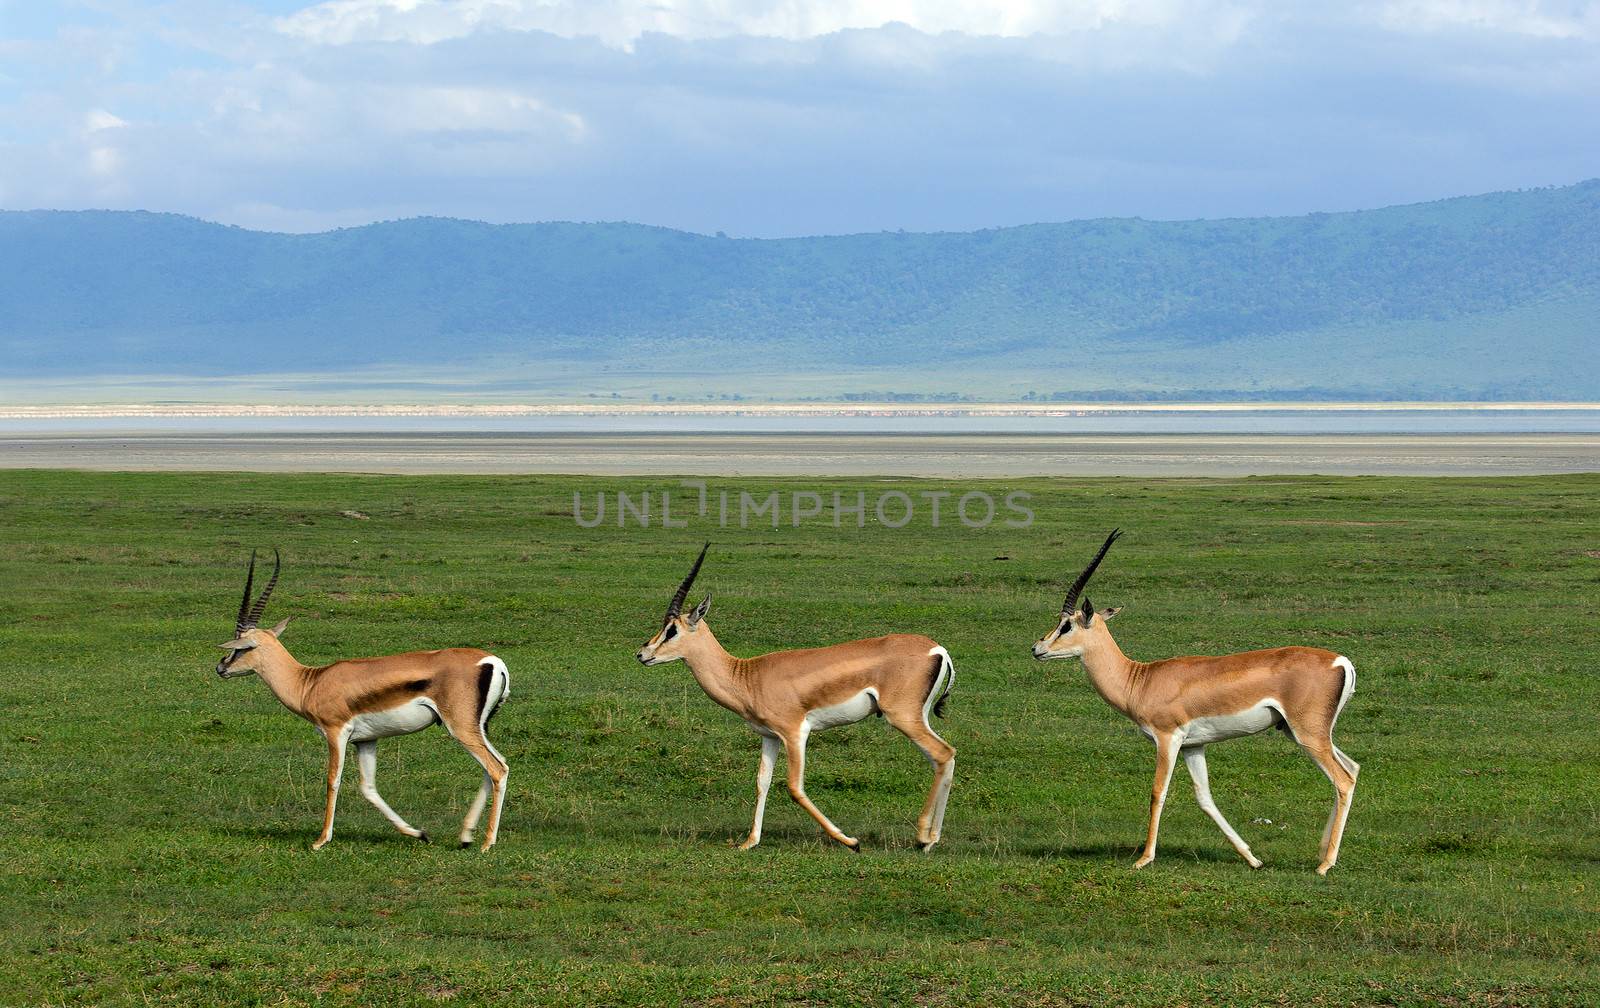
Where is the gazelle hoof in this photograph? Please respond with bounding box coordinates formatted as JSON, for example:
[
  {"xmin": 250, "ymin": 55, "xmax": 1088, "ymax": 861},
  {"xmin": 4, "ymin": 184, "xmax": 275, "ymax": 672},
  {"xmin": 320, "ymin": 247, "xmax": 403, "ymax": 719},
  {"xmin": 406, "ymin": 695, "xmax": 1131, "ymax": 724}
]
[
  {"xmin": 459, "ymin": 839, "xmax": 472, "ymax": 849},
  {"xmin": 842, "ymin": 837, "xmax": 861, "ymax": 852},
  {"xmin": 1133, "ymin": 856, "xmax": 1154, "ymax": 869},
  {"xmin": 1316, "ymin": 863, "xmax": 1333, "ymax": 876},
  {"xmin": 918, "ymin": 841, "xmax": 934, "ymax": 852},
  {"xmin": 1246, "ymin": 856, "xmax": 1263, "ymax": 869},
  {"xmin": 416, "ymin": 831, "xmax": 430, "ymax": 844}
]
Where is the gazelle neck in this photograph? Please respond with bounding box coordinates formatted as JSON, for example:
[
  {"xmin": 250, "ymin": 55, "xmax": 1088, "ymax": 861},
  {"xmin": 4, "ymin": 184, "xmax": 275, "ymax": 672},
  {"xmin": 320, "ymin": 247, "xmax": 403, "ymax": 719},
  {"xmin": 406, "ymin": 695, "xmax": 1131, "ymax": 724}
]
[
  {"xmin": 1079, "ymin": 625, "xmax": 1138, "ymax": 716},
  {"xmin": 676, "ymin": 623, "xmax": 754, "ymax": 718},
  {"xmin": 250, "ymin": 637, "xmax": 315, "ymax": 716}
]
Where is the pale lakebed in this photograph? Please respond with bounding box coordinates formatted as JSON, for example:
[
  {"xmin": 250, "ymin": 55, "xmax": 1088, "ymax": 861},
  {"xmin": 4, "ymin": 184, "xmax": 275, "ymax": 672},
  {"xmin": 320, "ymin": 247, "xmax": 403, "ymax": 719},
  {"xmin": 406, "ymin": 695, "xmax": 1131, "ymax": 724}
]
[{"xmin": 3, "ymin": 410, "xmax": 1599, "ymax": 477}]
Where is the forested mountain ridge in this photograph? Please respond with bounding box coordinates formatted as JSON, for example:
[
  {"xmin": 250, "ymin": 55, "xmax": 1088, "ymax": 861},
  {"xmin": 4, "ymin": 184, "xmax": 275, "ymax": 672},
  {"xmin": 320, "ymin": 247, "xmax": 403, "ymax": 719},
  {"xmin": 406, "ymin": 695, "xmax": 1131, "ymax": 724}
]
[{"xmin": 3, "ymin": 181, "xmax": 1596, "ymax": 399}]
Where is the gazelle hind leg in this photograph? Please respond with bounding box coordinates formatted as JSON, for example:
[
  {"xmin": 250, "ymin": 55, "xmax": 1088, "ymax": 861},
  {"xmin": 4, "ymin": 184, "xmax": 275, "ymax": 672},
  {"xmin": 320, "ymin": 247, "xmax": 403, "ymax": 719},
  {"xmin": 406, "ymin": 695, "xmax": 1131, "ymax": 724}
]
[
  {"xmin": 451, "ymin": 662, "xmax": 511, "ymax": 851},
  {"xmin": 458, "ymin": 772, "xmax": 493, "ymax": 847},
  {"xmin": 929, "ymin": 750, "xmax": 956, "ymax": 845},
  {"xmin": 921, "ymin": 650, "xmax": 957, "ymax": 847},
  {"xmin": 782, "ymin": 728, "xmax": 859, "ymax": 851},
  {"xmin": 480, "ymin": 738, "xmax": 510, "ymax": 850},
  {"xmin": 886, "ymin": 710, "xmax": 955, "ymax": 850},
  {"xmin": 1302, "ymin": 739, "xmax": 1357, "ymax": 875},
  {"xmin": 1182, "ymin": 746, "xmax": 1261, "ymax": 868},
  {"xmin": 356, "ymin": 741, "xmax": 428, "ymax": 841},
  {"xmin": 1323, "ymin": 745, "xmax": 1359, "ymax": 871},
  {"xmin": 1319, "ymin": 655, "xmax": 1360, "ymax": 871},
  {"xmin": 450, "ymin": 727, "xmax": 508, "ymax": 851}
]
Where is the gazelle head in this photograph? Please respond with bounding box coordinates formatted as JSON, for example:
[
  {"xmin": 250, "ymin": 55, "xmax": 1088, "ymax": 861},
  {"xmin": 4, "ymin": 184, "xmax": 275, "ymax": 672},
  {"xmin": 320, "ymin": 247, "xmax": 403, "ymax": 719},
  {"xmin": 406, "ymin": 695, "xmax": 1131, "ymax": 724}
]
[
  {"xmin": 216, "ymin": 548, "xmax": 291, "ymax": 677},
  {"xmin": 1033, "ymin": 529, "xmax": 1123, "ymax": 660},
  {"xmin": 637, "ymin": 543, "xmax": 713, "ymax": 666}
]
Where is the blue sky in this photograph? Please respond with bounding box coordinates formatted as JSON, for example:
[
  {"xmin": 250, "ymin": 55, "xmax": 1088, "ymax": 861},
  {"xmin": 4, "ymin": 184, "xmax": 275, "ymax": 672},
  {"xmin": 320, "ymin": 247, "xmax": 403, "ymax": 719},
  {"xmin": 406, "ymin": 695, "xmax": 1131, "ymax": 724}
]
[{"xmin": 2, "ymin": 1, "xmax": 1596, "ymax": 235}]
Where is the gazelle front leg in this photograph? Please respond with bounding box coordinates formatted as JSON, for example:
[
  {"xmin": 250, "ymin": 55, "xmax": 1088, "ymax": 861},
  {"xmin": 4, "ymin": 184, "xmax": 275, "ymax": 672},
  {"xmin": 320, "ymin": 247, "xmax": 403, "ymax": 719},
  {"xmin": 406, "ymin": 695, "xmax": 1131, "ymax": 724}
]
[
  {"xmin": 355, "ymin": 741, "xmax": 428, "ymax": 843},
  {"xmin": 311, "ymin": 727, "xmax": 349, "ymax": 851},
  {"xmin": 1134, "ymin": 731, "xmax": 1181, "ymax": 868},
  {"xmin": 782, "ymin": 728, "xmax": 860, "ymax": 851},
  {"xmin": 1183, "ymin": 746, "xmax": 1261, "ymax": 868},
  {"xmin": 738, "ymin": 735, "xmax": 781, "ymax": 850}
]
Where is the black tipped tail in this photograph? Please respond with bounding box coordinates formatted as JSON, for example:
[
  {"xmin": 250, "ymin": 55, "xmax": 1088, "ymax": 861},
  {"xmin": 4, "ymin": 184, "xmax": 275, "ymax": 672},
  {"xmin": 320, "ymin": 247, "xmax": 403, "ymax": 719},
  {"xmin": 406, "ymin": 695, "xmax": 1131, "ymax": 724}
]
[{"xmin": 927, "ymin": 648, "xmax": 955, "ymax": 720}]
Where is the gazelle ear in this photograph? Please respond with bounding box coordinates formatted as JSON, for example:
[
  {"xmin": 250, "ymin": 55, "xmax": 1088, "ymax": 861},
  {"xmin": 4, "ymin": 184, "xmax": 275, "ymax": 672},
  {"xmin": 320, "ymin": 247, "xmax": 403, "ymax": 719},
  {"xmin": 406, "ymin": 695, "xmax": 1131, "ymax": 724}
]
[
  {"xmin": 217, "ymin": 637, "xmax": 256, "ymax": 651},
  {"xmin": 688, "ymin": 593, "xmax": 712, "ymax": 627},
  {"xmin": 1099, "ymin": 605, "xmax": 1123, "ymax": 622},
  {"xmin": 1082, "ymin": 596, "xmax": 1095, "ymax": 622},
  {"xmin": 268, "ymin": 617, "xmax": 291, "ymax": 637}
]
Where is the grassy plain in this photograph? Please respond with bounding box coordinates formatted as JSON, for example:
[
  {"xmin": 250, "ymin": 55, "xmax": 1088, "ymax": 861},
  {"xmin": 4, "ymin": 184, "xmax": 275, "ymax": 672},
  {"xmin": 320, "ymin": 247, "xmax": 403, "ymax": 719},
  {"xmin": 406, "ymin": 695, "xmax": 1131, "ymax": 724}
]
[{"xmin": 1, "ymin": 470, "xmax": 1596, "ymax": 1006}]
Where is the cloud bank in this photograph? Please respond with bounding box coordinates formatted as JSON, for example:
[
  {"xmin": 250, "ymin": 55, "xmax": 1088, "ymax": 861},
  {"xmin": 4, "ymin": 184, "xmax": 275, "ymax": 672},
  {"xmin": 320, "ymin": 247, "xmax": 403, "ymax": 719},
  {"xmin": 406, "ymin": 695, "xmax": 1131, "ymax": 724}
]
[{"xmin": 1, "ymin": 1, "xmax": 1596, "ymax": 234}]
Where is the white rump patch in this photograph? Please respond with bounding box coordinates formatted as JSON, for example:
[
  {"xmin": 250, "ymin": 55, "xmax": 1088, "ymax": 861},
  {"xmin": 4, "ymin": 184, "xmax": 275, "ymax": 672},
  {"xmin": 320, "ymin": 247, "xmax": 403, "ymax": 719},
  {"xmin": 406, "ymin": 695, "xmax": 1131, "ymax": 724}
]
[
  {"xmin": 1332, "ymin": 656, "xmax": 1355, "ymax": 719},
  {"xmin": 1330, "ymin": 656, "xmax": 1357, "ymax": 775},
  {"xmin": 480, "ymin": 656, "xmax": 511, "ymax": 716},
  {"xmin": 478, "ymin": 656, "xmax": 510, "ymax": 768}
]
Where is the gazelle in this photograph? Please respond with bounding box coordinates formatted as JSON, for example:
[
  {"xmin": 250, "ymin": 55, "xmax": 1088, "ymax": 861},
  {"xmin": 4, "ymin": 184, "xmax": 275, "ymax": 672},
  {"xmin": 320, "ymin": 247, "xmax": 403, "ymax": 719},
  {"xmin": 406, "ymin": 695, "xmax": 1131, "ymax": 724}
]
[
  {"xmin": 1032, "ymin": 531, "xmax": 1359, "ymax": 874},
  {"xmin": 636, "ymin": 545, "xmax": 957, "ymax": 852},
  {"xmin": 215, "ymin": 550, "xmax": 511, "ymax": 851}
]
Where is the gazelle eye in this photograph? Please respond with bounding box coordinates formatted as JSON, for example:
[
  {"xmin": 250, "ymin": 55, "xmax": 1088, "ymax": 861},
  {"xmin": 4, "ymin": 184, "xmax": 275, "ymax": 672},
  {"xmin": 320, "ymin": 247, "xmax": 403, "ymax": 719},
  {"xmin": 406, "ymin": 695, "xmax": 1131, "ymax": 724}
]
[{"xmin": 663, "ymin": 624, "xmax": 678, "ymax": 641}]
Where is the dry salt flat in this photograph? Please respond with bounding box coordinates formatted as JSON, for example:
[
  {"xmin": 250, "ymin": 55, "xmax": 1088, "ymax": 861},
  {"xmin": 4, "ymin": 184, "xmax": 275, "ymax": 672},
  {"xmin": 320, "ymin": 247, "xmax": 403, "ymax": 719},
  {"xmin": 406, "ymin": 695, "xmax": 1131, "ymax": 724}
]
[{"xmin": 2, "ymin": 431, "xmax": 1598, "ymax": 476}]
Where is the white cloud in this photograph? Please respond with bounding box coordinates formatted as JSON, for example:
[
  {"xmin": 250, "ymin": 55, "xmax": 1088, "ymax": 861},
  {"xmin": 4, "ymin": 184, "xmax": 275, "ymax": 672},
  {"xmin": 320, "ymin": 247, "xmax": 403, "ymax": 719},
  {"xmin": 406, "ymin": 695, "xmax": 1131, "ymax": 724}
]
[
  {"xmin": 1379, "ymin": 0, "xmax": 1598, "ymax": 39},
  {"xmin": 274, "ymin": 0, "xmax": 1225, "ymax": 48},
  {"xmin": 375, "ymin": 85, "xmax": 585, "ymax": 137},
  {"xmin": 85, "ymin": 108, "xmax": 128, "ymax": 132},
  {"xmin": 87, "ymin": 144, "xmax": 121, "ymax": 177},
  {"xmin": 1, "ymin": 1, "xmax": 1596, "ymax": 234}
]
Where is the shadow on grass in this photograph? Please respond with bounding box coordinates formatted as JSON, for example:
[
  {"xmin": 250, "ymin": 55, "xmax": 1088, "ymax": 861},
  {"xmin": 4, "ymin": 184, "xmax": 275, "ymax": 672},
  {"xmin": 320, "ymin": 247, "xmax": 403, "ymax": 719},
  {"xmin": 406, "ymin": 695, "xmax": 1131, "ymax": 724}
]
[
  {"xmin": 1011, "ymin": 841, "xmax": 1271, "ymax": 868},
  {"xmin": 215, "ymin": 824, "xmax": 435, "ymax": 847},
  {"xmin": 1011, "ymin": 840, "xmax": 1134, "ymax": 860}
]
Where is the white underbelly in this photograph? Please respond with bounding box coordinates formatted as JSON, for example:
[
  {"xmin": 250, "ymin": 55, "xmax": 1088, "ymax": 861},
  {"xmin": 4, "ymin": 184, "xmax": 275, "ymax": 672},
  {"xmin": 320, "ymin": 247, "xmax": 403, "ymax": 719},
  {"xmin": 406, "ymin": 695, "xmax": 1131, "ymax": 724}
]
[
  {"xmin": 805, "ymin": 688, "xmax": 880, "ymax": 732},
  {"xmin": 1180, "ymin": 699, "xmax": 1281, "ymax": 745},
  {"xmin": 348, "ymin": 698, "xmax": 438, "ymax": 742}
]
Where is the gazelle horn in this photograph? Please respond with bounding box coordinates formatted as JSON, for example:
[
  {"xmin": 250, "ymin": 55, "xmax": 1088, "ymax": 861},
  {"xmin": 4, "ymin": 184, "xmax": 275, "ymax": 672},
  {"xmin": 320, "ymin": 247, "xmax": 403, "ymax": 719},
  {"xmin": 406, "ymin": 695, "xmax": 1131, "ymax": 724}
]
[
  {"xmin": 1064, "ymin": 529, "xmax": 1121, "ymax": 615},
  {"xmin": 666, "ymin": 543, "xmax": 710, "ymax": 622},
  {"xmin": 235, "ymin": 548, "xmax": 281, "ymax": 633},
  {"xmin": 235, "ymin": 550, "xmax": 257, "ymax": 635}
]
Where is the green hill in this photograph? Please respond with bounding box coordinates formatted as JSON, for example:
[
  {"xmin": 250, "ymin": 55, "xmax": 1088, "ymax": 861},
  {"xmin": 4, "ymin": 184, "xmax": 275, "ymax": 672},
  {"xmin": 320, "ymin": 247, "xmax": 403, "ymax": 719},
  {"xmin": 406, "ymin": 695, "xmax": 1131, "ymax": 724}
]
[{"xmin": 3, "ymin": 181, "xmax": 1597, "ymax": 400}]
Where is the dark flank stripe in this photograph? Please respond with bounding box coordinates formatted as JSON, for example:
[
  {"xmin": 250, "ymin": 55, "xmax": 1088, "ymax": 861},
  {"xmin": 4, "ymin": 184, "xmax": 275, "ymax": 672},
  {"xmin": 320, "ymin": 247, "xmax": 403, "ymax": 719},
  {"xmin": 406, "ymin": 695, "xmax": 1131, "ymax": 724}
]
[{"xmin": 350, "ymin": 677, "xmax": 432, "ymax": 714}]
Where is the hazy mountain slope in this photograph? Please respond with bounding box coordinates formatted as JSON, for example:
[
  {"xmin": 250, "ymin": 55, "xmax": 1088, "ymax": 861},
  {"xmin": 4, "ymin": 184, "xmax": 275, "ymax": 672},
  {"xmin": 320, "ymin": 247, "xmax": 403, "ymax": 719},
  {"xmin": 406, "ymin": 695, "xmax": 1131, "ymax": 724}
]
[{"xmin": 2, "ymin": 181, "xmax": 1596, "ymax": 398}]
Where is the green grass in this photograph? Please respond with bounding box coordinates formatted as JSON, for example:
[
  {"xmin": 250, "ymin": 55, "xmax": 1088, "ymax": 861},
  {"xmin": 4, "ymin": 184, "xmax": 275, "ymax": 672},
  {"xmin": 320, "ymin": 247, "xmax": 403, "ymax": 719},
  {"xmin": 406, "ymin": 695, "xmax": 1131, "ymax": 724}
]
[{"xmin": 2, "ymin": 470, "xmax": 1597, "ymax": 1006}]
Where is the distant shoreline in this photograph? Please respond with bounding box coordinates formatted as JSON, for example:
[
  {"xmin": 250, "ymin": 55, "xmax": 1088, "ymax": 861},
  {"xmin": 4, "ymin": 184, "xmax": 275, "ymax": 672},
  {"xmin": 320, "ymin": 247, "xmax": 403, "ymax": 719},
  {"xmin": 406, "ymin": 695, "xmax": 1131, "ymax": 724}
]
[
  {"xmin": 4, "ymin": 401, "xmax": 1598, "ymax": 420},
  {"xmin": 4, "ymin": 430, "xmax": 1597, "ymax": 476}
]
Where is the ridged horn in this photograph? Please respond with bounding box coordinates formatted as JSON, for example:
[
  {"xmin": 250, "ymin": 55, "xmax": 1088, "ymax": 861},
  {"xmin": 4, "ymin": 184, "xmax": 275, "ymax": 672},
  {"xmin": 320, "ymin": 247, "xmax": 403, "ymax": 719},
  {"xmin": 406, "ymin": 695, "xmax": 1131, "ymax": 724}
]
[
  {"xmin": 237, "ymin": 548, "xmax": 281, "ymax": 631},
  {"xmin": 234, "ymin": 550, "xmax": 257, "ymax": 635},
  {"xmin": 1063, "ymin": 529, "xmax": 1121, "ymax": 615},
  {"xmin": 666, "ymin": 543, "xmax": 710, "ymax": 622}
]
